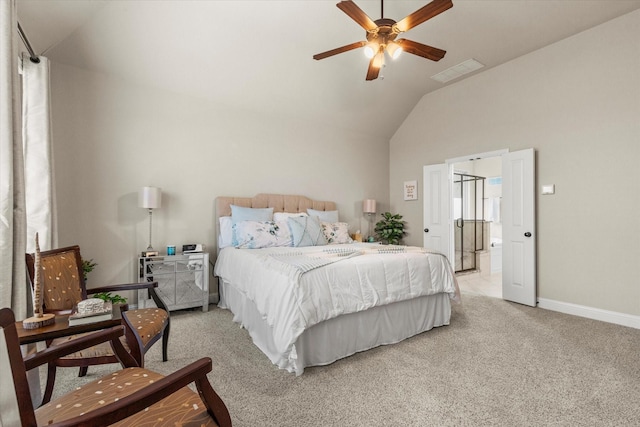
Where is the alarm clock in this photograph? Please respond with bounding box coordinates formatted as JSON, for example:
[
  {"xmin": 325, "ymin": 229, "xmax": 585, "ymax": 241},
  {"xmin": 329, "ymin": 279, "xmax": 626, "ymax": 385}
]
[{"xmin": 183, "ymin": 244, "xmax": 204, "ymax": 254}]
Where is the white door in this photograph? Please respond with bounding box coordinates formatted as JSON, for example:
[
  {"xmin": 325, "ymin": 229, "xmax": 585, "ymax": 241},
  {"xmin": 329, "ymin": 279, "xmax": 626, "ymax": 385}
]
[
  {"xmin": 423, "ymin": 164, "xmax": 451, "ymax": 260},
  {"xmin": 501, "ymin": 148, "xmax": 536, "ymax": 306}
]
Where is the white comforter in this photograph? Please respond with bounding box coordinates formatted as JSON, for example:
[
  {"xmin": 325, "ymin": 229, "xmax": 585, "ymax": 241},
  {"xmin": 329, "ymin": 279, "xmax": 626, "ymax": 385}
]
[{"xmin": 214, "ymin": 243, "xmax": 459, "ymax": 359}]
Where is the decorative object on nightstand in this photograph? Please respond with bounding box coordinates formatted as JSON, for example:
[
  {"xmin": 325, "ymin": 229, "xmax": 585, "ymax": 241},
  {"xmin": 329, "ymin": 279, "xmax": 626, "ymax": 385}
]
[
  {"xmin": 139, "ymin": 186, "xmax": 162, "ymax": 257},
  {"xmin": 183, "ymin": 243, "xmax": 205, "ymax": 254},
  {"xmin": 363, "ymin": 199, "xmax": 377, "ymax": 243}
]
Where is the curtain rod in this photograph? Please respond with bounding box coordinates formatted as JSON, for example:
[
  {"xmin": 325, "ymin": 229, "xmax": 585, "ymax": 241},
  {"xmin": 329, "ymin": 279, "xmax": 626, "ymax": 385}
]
[{"xmin": 17, "ymin": 22, "xmax": 40, "ymax": 64}]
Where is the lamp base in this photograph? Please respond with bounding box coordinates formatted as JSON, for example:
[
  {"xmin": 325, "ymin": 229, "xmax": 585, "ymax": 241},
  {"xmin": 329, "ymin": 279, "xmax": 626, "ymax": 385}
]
[{"xmin": 141, "ymin": 250, "xmax": 159, "ymax": 257}]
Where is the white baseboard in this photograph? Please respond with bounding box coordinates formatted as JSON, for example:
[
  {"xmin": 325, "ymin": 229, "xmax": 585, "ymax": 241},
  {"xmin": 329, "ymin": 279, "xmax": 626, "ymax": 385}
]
[{"xmin": 537, "ymin": 298, "xmax": 640, "ymax": 329}]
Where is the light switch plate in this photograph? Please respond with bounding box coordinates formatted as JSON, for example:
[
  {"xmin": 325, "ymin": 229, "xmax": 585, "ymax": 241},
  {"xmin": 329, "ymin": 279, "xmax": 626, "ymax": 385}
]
[{"xmin": 542, "ymin": 184, "xmax": 555, "ymax": 195}]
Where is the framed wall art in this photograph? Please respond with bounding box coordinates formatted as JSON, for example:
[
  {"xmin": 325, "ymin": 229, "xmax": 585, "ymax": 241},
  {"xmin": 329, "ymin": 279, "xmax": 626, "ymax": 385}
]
[{"xmin": 404, "ymin": 180, "xmax": 418, "ymax": 201}]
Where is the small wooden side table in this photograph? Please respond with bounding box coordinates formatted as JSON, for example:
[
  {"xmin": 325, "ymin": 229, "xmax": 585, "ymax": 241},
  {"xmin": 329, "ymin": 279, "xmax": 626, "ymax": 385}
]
[{"xmin": 16, "ymin": 310, "xmax": 137, "ymax": 368}]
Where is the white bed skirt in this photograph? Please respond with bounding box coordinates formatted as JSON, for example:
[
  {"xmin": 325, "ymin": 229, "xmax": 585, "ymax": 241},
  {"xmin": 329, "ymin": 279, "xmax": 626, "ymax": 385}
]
[{"xmin": 219, "ymin": 278, "xmax": 452, "ymax": 375}]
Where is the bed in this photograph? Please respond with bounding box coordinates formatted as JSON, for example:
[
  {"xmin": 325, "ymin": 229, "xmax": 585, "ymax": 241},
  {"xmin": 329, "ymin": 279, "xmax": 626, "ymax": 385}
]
[{"xmin": 213, "ymin": 194, "xmax": 459, "ymax": 375}]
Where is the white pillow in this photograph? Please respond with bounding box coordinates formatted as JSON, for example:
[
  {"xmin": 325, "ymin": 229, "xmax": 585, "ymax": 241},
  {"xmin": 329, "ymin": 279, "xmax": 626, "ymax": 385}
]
[
  {"xmin": 218, "ymin": 216, "xmax": 233, "ymax": 248},
  {"xmin": 307, "ymin": 208, "xmax": 339, "ymax": 223},
  {"xmin": 322, "ymin": 222, "xmax": 353, "ymax": 245},
  {"xmin": 273, "ymin": 212, "xmax": 308, "ymax": 222},
  {"xmin": 233, "ymin": 221, "xmax": 292, "ymax": 249}
]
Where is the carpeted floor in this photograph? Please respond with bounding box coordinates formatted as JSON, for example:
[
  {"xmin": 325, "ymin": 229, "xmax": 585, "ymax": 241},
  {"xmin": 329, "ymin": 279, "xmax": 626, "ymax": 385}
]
[{"xmin": 46, "ymin": 293, "xmax": 640, "ymax": 426}]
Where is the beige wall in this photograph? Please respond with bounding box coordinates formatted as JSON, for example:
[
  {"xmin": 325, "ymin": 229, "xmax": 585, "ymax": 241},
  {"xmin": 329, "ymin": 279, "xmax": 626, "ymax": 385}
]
[
  {"xmin": 50, "ymin": 64, "xmax": 389, "ymax": 289},
  {"xmin": 390, "ymin": 11, "xmax": 640, "ymax": 316}
]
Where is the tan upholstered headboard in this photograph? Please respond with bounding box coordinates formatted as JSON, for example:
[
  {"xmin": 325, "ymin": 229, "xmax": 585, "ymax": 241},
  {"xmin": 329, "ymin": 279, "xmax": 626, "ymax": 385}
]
[{"xmin": 215, "ymin": 193, "xmax": 336, "ymax": 218}]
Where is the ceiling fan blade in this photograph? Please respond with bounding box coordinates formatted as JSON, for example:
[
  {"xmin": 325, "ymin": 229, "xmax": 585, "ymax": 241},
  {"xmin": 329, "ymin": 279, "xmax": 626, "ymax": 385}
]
[
  {"xmin": 337, "ymin": 0, "xmax": 377, "ymax": 31},
  {"xmin": 395, "ymin": 0, "xmax": 453, "ymax": 33},
  {"xmin": 313, "ymin": 41, "xmax": 367, "ymax": 60},
  {"xmin": 396, "ymin": 38, "xmax": 446, "ymax": 61},
  {"xmin": 365, "ymin": 51, "xmax": 383, "ymax": 81}
]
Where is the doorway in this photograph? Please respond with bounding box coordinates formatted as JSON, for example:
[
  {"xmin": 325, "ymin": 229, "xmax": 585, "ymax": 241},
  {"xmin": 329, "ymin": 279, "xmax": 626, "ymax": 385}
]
[
  {"xmin": 423, "ymin": 148, "xmax": 536, "ymax": 306},
  {"xmin": 452, "ymin": 157, "xmax": 502, "ymax": 298}
]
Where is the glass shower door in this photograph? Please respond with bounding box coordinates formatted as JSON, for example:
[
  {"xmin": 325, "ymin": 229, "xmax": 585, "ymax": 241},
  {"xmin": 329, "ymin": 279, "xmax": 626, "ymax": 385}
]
[{"xmin": 453, "ymin": 173, "xmax": 485, "ymax": 273}]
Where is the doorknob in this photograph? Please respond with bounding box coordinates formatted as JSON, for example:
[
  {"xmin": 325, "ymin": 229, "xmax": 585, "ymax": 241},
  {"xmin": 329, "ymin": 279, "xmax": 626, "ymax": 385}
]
[
  {"xmin": 524, "ymin": 232, "xmax": 532, "ymax": 237},
  {"xmin": 424, "ymin": 228, "xmax": 429, "ymax": 233}
]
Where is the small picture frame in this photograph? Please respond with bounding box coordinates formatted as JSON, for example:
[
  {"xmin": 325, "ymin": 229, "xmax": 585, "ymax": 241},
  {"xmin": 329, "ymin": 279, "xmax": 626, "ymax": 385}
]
[{"xmin": 404, "ymin": 180, "xmax": 418, "ymax": 201}]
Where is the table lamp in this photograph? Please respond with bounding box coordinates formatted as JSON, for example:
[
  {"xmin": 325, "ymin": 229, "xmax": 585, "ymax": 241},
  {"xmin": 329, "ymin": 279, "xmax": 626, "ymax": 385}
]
[
  {"xmin": 139, "ymin": 186, "xmax": 161, "ymax": 256},
  {"xmin": 363, "ymin": 199, "xmax": 377, "ymax": 242}
]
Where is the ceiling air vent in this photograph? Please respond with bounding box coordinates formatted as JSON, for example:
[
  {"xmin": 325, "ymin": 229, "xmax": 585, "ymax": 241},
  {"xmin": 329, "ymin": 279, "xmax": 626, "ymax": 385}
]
[{"xmin": 431, "ymin": 58, "xmax": 484, "ymax": 83}]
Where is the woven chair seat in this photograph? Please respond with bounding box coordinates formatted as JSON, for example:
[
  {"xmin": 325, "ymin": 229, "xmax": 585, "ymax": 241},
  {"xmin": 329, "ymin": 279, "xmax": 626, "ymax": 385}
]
[
  {"xmin": 123, "ymin": 308, "xmax": 169, "ymax": 347},
  {"xmin": 35, "ymin": 367, "xmax": 220, "ymax": 426},
  {"xmin": 52, "ymin": 333, "xmax": 130, "ymax": 360}
]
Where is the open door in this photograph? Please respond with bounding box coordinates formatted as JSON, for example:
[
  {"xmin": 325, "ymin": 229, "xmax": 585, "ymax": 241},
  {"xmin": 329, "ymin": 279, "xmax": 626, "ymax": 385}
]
[
  {"xmin": 423, "ymin": 164, "xmax": 451, "ymax": 260},
  {"xmin": 502, "ymin": 148, "xmax": 536, "ymax": 306},
  {"xmin": 423, "ymin": 148, "xmax": 536, "ymax": 306}
]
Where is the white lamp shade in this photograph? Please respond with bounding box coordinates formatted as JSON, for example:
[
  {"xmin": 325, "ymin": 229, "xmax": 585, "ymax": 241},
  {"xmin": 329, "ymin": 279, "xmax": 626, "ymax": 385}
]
[
  {"xmin": 139, "ymin": 186, "xmax": 162, "ymax": 209},
  {"xmin": 386, "ymin": 42, "xmax": 402, "ymax": 59},
  {"xmin": 363, "ymin": 199, "xmax": 376, "ymax": 214},
  {"xmin": 363, "ymin": 43, "xmax": 377, "ymax": 59}
]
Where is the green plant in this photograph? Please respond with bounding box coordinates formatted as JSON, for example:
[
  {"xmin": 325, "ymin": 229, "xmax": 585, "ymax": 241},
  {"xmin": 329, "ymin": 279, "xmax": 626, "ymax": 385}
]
[
  {"xmin": 81, "ymin": 258, "xmax": 98, "ymax": 282},
  {"xmin": 374, "ymin": 212, "xmax": 407, "ymax": 245},
  {"xmin": 93, "ymin": 292, "xmax": 128, "ymax": 305}
]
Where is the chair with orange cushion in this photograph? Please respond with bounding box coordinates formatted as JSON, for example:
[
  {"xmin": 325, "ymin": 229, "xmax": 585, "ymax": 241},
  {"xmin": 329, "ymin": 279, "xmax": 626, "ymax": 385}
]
[
  {"xmin": 25, "ymin": 245, "xmax": 170, "ymax": 404},
  {"xmin": 0, "ymin": 307, "xmax": 231, "ymax": 426}
]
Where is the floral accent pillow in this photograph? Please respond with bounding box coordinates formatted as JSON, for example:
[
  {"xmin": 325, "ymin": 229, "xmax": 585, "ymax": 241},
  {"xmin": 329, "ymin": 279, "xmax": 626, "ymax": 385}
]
[
  {"xmin": 287, "ymin": 216, "xmax": 327, "ymax": 247},
  {"xmin": 232, "ymin": 221, "xmax": 292, "ymax": 249},
  {"xmin": 322, "ymin": 222, "xmax": 353, "ymax": 244}
]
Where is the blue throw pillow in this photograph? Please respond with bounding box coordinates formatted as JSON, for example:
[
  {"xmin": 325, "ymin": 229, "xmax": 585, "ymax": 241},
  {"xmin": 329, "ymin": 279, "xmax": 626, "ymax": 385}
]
[
  {"xmin": 230, "ymin": 205, "xmax": 274, "ymax": 224},
  {"xmin": 288, "ymin": 216, "xmax": 327, "ymax": 247},
  {"xmin": 307, "ymin": 208, "xmax": 339, "ymax": 223}
]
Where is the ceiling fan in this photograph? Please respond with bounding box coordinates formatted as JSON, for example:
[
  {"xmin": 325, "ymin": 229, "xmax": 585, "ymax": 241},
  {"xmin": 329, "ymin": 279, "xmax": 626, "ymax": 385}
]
[{"xmin": 313, "ymin": 0, "xmax": 453, "ymax": 81}]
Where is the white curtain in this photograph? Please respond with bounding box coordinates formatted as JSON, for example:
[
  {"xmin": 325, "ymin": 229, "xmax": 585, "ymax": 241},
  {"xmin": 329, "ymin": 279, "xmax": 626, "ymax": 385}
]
[
  {"xmin": 1, "ymin": 1, "xmax": 30, "ymax": 421},
  {"xmin": 18, "ymin": 49, "xmax": 58, "ymax": 413},
  {"xmin": 1, "ymin": 2, "xmax": 57, "ymax": 412},
  {"xmin": 21, "ymin": 53, "xmax": 57, "ymax": 252},
  {"xmin": 0, "ymin": 0, "xmax": 28, "ymax": 317}
]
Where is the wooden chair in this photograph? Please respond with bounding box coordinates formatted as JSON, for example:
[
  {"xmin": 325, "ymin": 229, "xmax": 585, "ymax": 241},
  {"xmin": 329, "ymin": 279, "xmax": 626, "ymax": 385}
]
[
  {"xmin": 25, "ymin": 245, "xmax": 171, "ymax": 404},
  {"xmin": 0, "ymin": 307, "xmax": 232, "ymax": 426}
]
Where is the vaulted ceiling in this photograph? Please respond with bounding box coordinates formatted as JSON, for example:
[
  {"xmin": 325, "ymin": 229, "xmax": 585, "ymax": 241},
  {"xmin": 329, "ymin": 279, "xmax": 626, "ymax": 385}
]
[{"xmin": 17, "ymin": 0, "xmax": 640, "ymax": 139}]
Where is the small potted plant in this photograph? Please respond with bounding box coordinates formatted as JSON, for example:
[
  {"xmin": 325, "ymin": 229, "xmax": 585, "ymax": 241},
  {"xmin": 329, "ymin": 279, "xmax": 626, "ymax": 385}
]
[
  {"xmin": 93, "ymin": 292, "xmax": 129, "ymax": 312},
  {"xmin": 81, "ymin": 258, "xmax": 98, "ymax": 282},
  {"xmin": 374, "ymin": 212, "xmax": 407, "ymax": 245}
]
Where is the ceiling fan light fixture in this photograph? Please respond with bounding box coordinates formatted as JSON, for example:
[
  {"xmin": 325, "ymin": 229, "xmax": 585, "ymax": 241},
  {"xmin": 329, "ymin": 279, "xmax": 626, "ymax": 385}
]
[
  {"xmin": 386, "ymin": 42, "xmax": 402, "ymax": 59},
  {"xmin": 313, "ymin": 0, "xmax": 454, "ymax": 81},
  {"xmin": 363, "ymin": 42, "xmax": 379, "ymax": 58},
  {"xmin": 372, "ymin": 51, "xmax": 384, "ymax": 69}
]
